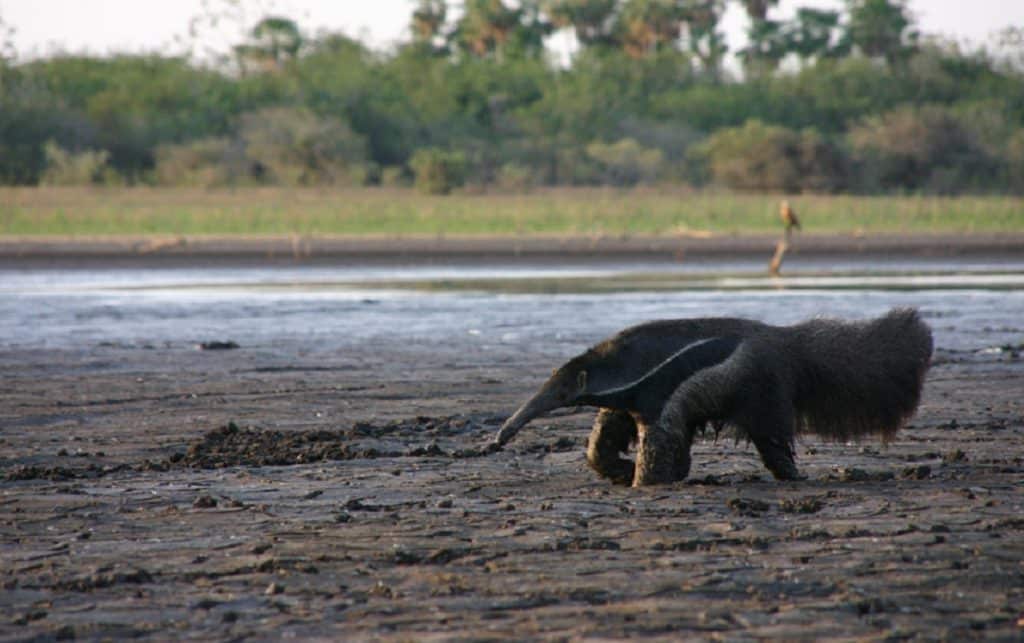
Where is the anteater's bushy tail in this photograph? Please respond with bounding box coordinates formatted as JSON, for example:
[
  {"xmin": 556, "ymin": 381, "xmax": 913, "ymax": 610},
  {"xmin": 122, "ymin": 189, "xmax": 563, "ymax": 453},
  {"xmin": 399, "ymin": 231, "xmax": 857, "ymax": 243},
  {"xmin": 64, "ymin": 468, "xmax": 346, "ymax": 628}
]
[{"xmin": 787, "ymin": 308, "xmax": 933, "ymax": 442}]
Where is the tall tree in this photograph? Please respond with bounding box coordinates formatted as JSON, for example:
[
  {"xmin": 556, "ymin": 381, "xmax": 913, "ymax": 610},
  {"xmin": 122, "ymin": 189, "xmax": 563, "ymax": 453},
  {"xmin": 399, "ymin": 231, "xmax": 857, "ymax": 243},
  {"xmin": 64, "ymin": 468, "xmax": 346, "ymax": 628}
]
[
  {"xmin": 737, "ymin": 0, "xmax": 783, "ymax": 77},
  {"xmin": 411, "ymin": 0, "xmax": 447, "ymax": 45},
  {"xmin": 739, "ymin": 0, "xmax": 778, "ymax": 22},
  {"xmin": 508, "ymin": 1, "xmax": 554, "ymax": 57},
  {"xmin": 0, "ymin": 10, "xmax": 15, "ymax": 66},
  {"xmin": 842, "ymin": 0, "xmax": 917, "ymax": 64},
  {"xmin": 683, "ymin": 0, "xmax": 728, "ymax": 79},
  {"xmin": 739, "ymin": 18, "xmax": 788, "ymax": 77},
  {"xmin": 544, "ymin": 0, "xmax": 619, "ymax": 49},
  {"xmin": 454, "ymin": 0, "xmax": 538, "ymax": 58},
  {"xmin": 234, "ymin": 16, "xmax": 303, "ymax": 74},
  {"xmin": 789, "ymin": 8, "xmax": 844, "ymax": 61},
  {"xmin": 619, "ymin": 0, "xmax": 688, "ymax": 59}
]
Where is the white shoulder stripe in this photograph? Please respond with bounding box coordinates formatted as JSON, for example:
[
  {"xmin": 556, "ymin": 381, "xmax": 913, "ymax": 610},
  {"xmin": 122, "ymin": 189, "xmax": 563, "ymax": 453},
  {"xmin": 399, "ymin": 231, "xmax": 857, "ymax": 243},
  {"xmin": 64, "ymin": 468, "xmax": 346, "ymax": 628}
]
[{"xmin": 590, "ymin": 337, "xmax": 725, "ymax": 397}]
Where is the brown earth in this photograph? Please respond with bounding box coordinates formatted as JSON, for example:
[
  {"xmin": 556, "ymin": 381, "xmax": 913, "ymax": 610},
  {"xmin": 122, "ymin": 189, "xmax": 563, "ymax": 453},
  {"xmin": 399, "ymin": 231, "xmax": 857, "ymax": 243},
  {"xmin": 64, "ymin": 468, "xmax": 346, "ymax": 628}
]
[{"xmin": 2, "ymin": 332, "xmax": 1023, "ymax": 641}]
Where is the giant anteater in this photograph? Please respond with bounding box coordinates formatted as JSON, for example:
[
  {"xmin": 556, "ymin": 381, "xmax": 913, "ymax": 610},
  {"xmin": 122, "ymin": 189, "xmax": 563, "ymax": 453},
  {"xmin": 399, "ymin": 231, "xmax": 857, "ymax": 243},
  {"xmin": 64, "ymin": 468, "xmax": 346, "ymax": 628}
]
[{"xmin": 494, "ymin": 308, "xmax": 933, "ymax": 486}]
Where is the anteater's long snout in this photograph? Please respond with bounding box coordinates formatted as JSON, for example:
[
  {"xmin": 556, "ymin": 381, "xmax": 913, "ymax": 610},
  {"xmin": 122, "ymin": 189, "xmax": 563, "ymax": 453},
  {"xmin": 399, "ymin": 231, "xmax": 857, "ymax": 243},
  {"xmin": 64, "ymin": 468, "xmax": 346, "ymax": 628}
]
[{"xmin": 493, "ymin": 388, "xmax": 563, "ymax": 448}]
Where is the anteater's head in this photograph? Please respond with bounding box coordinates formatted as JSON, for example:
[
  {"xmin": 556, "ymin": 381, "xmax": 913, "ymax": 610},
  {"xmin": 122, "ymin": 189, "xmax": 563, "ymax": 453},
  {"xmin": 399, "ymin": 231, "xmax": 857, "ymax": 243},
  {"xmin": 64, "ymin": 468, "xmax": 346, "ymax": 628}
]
[
  {"xmin": 493, "ymin": 329, "xmax": 684, "ymax": 444},
  {"xmin": 492, "ymin": 330, "xmax": 744, "ymax": 449},
  {"xmin": 493, "ymin": 355, "xmax": 594, "ymax": 448}
]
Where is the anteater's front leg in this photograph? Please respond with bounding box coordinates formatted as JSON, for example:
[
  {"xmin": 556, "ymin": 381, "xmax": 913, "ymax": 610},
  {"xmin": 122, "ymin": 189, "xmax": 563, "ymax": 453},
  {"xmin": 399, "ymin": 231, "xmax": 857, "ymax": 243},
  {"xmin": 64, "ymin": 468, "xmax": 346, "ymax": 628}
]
[
  {"xmin": 633, "ymin": 366, "xmax": 738, "ymax": 486},
  {"xmin": 586, "ymin": 409, "xmax": 636, "ymax": 485}
]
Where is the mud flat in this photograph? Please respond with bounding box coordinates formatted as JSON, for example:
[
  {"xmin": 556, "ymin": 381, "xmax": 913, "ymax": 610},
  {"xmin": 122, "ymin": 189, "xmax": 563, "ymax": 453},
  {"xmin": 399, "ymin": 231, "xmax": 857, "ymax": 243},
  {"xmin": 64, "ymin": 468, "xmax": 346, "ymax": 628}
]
[{"xmin": 1, "ymin": 331, "xmax": 1023, "ymax": 641}]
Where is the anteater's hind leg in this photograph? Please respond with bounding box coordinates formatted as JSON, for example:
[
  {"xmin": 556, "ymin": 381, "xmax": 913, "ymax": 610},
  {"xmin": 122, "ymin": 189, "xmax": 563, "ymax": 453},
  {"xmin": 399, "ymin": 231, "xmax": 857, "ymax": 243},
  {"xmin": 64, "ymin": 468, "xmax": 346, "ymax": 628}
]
[
  {"xmin": 586, "ymin": 409, "xmax": 636, "ymax": 485},
  {"xmin": 737, "ymin": 390, "xmax": 803, "ymax": 481},
  {"xmin": 751, "ymin": 433, "xmax": 802, "ymax": 480}
]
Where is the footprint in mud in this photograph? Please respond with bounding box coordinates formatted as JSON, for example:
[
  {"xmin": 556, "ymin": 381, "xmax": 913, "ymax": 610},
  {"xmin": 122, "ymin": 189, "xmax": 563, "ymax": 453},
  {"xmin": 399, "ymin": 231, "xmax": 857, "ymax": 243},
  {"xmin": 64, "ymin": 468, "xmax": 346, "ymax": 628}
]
[
  {"xmin": 778, "ymin": 496, "xmax": 826, "ymax": 514},
  {"xmin": 198, "ymin": 340, "xmax": 240, "ymax": 350},
  {"xmin": 726, "ymin": 497, "xmax": 771, "ymax": 516}
]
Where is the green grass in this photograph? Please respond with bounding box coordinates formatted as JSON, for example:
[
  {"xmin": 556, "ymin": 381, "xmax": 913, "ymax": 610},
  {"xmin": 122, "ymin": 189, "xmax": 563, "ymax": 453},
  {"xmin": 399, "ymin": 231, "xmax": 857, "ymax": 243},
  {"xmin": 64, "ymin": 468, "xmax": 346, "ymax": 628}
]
[{"xmin": 2, "ymin": 186, "xmax": 1023, "ymax": 237}]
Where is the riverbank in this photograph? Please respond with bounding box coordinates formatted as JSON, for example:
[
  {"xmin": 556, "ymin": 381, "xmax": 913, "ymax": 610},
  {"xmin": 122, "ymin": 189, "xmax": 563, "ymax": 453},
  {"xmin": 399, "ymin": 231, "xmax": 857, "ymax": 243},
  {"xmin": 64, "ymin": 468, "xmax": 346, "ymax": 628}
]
[{"xmin": 3, "ymin": 231, "xmax": 1024, "ymax": 269}]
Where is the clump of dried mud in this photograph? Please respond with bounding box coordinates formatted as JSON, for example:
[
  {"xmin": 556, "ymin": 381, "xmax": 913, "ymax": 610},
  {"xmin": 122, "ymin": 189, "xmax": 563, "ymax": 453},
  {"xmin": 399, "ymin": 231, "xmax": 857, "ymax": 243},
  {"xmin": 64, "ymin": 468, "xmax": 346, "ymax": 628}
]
[{"xmin": 176, "ymin": 416, "xmax": 497, "ymax": 468}]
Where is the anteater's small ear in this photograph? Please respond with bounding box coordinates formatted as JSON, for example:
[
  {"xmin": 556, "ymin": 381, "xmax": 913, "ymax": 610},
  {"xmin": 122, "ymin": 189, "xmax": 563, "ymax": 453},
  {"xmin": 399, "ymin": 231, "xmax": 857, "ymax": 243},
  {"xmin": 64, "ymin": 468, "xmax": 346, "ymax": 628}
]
[{"xmin": 577, "ymin": 370, "xmax": 588, "ymax": 393}]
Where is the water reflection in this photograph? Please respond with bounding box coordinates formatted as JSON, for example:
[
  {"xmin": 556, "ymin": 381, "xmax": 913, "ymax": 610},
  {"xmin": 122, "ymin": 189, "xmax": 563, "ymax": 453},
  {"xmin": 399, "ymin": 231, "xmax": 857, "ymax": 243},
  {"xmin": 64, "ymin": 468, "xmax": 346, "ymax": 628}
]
[{"xmin": 2, "ymin": 260, "xmax": 1022, "ymax": 355}]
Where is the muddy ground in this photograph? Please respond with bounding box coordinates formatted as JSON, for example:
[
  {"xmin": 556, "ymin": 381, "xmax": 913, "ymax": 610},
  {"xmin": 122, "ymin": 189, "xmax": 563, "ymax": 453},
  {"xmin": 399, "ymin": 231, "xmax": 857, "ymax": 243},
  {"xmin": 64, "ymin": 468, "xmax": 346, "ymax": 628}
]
[{"xmin": 1, "ymin": 333, "xmax": 1023, "ymax": 640}]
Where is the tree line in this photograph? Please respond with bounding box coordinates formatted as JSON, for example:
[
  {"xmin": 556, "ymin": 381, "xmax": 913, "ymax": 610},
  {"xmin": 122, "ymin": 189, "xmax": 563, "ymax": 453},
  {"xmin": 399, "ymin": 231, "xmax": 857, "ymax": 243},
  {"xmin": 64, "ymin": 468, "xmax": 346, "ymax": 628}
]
[{"xmin": 2, "ymin": 0, "xmax": 1023, "ymax": 194}]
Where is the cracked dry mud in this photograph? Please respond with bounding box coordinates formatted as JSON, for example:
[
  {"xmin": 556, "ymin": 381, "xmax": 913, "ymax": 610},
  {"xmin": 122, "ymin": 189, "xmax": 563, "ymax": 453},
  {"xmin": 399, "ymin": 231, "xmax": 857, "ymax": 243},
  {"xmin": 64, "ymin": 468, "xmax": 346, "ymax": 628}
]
[{"xmin": 1, "ymin": 342, "xmax": 1023, "ymax": 641}]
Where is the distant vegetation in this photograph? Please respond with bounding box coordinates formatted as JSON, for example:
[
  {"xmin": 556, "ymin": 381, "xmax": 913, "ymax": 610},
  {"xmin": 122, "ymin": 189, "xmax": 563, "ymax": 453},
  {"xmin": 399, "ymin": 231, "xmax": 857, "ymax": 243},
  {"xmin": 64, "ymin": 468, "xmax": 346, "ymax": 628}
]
[
  {"xmin": 2, "ymin": 0, "xmax": 1023, "ymax": 195},
  {"xmin": 3, "ymin": 187, "xmax": 1022, "ymax": 237}
]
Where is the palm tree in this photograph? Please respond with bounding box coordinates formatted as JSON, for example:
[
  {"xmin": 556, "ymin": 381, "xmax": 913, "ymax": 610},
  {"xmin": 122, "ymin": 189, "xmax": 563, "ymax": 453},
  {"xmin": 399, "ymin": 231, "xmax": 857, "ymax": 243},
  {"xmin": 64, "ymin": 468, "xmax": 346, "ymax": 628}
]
[
  {"xmin": 454, "ymin": 0, "xmax": 552, "ymax": 59},
  {"xmin": 544, "ymin": 0, "xmax": 619, "ymax": 49},
  {"xmin": 619, "ymin": 0, "xmax": 688, "ymax": 59},
  {"xmin": 738, "ymin": 17, "xmax": 787, "ymax": 76},
  {"xmin": 0, "ymin": 11, "xmax": 15, "ymax": 65},
  {"xmin": 455, "ymin": 0, "xmax": 523, "ymax": 56},
  {"xmin": 739, "ymin": 0, "xmax": 777, "ymax": 22},
  {"xmin": 737, "ymin": 0, "xmax": 783, "ymax": 76},
  {"xmin": 841, "ymin": 0, "xmax": 917, "ymax": 64},
  {"xmin": 234, "ymin": 16, "xmax": 302, "ymax": 74},
  {"xmin": 412, "ymin": 0, "xmax": 447, "ymax": 43},
  {"xmin": 789, "ymin": 8, "xmax": 842, "ymax": 62},
  {"xmin": 683, "ymin": 0, "xmax": 727, "ymax": 79}
]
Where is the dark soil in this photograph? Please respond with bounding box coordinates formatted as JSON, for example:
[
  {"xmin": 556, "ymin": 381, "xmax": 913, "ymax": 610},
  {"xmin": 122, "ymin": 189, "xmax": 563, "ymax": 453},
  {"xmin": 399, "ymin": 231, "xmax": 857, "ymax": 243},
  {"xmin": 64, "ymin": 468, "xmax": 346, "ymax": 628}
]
[{"xmin": 1, "ymin": 337, "xmax": 1023, "ymax": 640}]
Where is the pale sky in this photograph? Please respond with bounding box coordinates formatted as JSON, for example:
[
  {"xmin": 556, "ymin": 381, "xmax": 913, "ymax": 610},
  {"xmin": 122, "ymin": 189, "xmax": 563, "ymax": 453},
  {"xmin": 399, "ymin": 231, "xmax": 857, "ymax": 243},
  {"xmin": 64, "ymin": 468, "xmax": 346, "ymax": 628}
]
[{"xmin": 1, "ymin": 0, "xmax": 1021, "ymax": 62}]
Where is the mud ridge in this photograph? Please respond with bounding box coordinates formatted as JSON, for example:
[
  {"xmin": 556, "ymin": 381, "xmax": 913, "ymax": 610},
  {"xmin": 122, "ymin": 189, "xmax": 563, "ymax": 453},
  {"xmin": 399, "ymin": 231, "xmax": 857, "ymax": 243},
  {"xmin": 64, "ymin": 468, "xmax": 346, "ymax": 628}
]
[{"xmin": 3, "ymin": 416, "xmax": 510, "ymax": 481}]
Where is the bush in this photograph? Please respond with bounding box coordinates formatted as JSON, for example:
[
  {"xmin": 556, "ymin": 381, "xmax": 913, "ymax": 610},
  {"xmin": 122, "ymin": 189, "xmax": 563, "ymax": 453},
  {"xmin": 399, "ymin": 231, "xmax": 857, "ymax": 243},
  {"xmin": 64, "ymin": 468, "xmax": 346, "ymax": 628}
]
[
  {"xmin": 547, "ymin": 147, "xmax": 602, "ymax": 186},
  {"xmin": 238, "ymin": 106, "xmax": 367, "ymax": 186},
  {"xmin": 495, "ymin": 162, "xmax": 535, "ymax": 192},
  {"xmin": 696, "ymin": 121, "xmax": 799, "ymax": 192},
  {"xmin": 348, "ymin": 162, "xmax": 381, "ymax": 186},
  {"xmin": 616, "ymin": 117, "xmax": 704, "ymax": 183},
  {"xmin": 1005, "ymin": 130, "xmax": 1024, "ymax": 195},
  {"xmin": 796, "ymin": 128, "xmax": 850, "ymax": 193},
  {"xmin": 847, "ymin": 104, "xmax": 996, "ymax": 193},
  {"xmin": 40, "ymin": 140, "xmax": 112, "ymax": 186},
  {"xmin": 380, "ymin": 165, "xmax": 412, "ymax": 187},
  {"xmin": 154, "ymin": 138, "xmax": 242, "ymax": 187},
  {"xmin": 409, "ymin": 148, "xmax": 466, "ymax": 194},
  {"xmin": 695, "ymin": 120, "xmax": 850, "ymax": 193},
  {"xmin": 585, "ymin": 138, "xmax": 664, "ymax": 186}
]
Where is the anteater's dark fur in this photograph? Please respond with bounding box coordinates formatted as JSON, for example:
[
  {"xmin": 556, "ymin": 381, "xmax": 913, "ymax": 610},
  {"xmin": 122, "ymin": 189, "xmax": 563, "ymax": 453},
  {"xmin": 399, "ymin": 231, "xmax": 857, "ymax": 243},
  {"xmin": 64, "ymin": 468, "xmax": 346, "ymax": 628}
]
[
  {"xmin": 662, "ymin": 308, "xmax": 933, "ymax": 443},
  {"xmin": 784, "ymin": 308, "xmax": 933, "ymax": 442},
  {"xmin": 496, "ymin": 308, "xmax": 933, "ymax": 486},
  {"xmin": 651, "ymin": 308, "xmax": 933, "ymax": 483}
]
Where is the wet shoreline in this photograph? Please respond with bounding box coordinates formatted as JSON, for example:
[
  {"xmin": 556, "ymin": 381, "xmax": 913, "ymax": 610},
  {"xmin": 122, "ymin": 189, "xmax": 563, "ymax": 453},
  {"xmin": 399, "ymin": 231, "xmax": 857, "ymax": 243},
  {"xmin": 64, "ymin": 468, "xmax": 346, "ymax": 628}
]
[{"xmin": 3, "ymin": 232, "xmax": 1024, "ymax": 269}]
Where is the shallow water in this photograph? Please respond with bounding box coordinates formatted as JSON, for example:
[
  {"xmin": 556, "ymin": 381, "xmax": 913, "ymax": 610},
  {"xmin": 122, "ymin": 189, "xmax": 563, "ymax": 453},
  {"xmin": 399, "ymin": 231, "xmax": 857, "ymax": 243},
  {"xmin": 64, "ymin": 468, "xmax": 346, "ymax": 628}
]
[{"xmin": 2, "ymin": 258, "xmax": 1022, "ymax": 355}]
